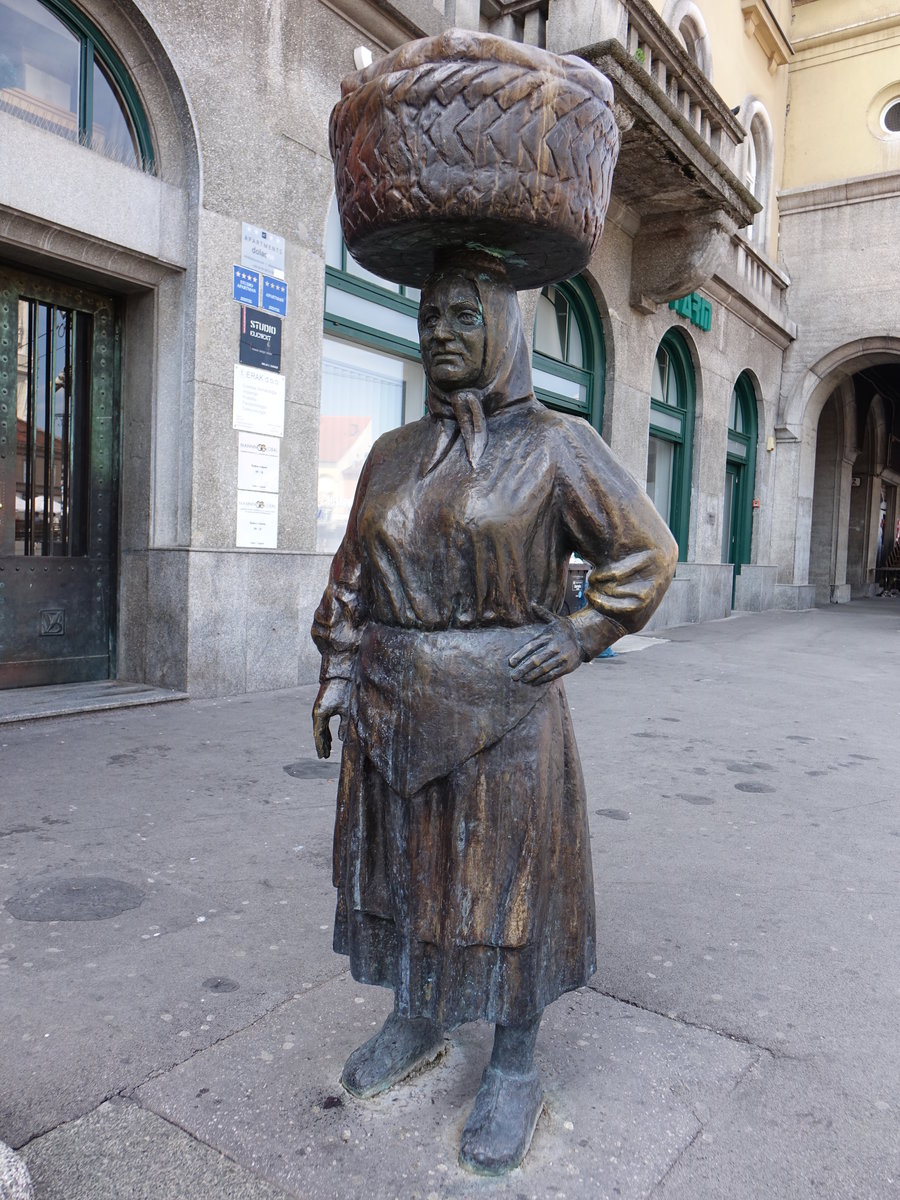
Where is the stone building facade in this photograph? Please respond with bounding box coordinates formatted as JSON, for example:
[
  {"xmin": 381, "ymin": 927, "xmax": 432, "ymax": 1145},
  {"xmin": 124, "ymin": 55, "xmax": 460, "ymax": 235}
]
[{"xmin": 0, "ymin": 0, "xmax": 897, "ymax": 696}]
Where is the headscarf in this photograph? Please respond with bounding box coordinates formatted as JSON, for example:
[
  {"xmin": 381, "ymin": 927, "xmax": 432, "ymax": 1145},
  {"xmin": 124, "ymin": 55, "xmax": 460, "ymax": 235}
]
[{"xmin": 420, "ymin": 260, "xmax": 534, "ymax": 474}]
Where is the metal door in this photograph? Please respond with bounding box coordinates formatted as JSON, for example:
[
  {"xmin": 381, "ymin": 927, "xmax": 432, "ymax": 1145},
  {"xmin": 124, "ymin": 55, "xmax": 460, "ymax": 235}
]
[{"xmin": 0, "ymin": 266, "xmax": 120, "ymax": 687}]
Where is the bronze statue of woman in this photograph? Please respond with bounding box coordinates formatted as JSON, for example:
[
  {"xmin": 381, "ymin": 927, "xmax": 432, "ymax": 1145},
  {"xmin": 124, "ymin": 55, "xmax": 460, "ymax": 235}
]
[{"xmin": 312, "ymin": 255, "xmax": 677, "ymax": 1173}]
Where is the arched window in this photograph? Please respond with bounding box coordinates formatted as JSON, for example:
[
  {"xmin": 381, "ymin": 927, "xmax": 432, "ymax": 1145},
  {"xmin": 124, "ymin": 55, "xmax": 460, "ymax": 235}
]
[
  {"xmin": 723, "ymin": 373, "xmax": 758, "ymax": 588},
  {"xmin": 319, "ymin": 198, "xmax": 424, "ymax": 553},
  {"xmin": 531, "ymin": 277, "xmax": 605, "ymax": 431},
  {"xmin": 648, "ymin": 330, "xmax": 695, "ymax": 559},
  {"xmin": 0, "ymin": 0, "xmax": 154, "ymax": 170},
  {"xmin": 661, "ymin": 0, "xmax": 713, "ymax": 80},
  {"xmin": 737, "ymin": 99, "xmax": 773, "ymax": 248}
]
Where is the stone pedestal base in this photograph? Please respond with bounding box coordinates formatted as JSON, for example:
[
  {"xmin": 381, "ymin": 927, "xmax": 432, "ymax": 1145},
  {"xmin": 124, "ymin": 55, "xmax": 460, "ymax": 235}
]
[
  {"xmin": 733, "ymin": 565, "xmax": 779, "ymax": 612},
  {"xmin": 644, "ymin": 562, "xmax": 734, "ymax": 630},
  {"xmin": 774, "ymin": 584, "xmax": 817, "ymax": 610}
]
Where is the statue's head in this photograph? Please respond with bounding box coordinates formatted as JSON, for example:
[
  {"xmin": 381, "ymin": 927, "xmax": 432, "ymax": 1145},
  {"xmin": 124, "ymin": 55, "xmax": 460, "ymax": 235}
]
[
  {"xmin": 419, "ymin": 256, "xmax": 532, "ymax": 410},
  {"xmin": 418, "ymin": 273, "xmax": 486, "ymax": 392}
]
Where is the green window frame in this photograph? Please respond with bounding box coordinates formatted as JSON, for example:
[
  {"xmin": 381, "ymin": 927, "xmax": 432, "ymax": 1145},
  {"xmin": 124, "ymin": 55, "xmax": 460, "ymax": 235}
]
[
  {"xmin": 0, "ymin": 0, "xmax": 154, "ymax": 171},
  {"xmin": 323, "ymin": 200, "xmax": 421, "ymax": 362},
  {"xmin": 725, "ymin": 371, "xmax": 758, "ymax": 570},
  {"xmin": 649, "ymin": 330, "xmax": 695, "ymax": 559},
  {"xmin": 531, "ymin": 276, "xmax": 605, "ymax": 433}
]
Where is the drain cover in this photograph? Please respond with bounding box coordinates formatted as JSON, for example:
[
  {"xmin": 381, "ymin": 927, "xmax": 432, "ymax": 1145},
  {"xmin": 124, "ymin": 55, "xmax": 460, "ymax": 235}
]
[
  {"xmin": 202, "ymin": 976, "xmax": 240, "ymax": 993},
  {"xmin": 5, "ymin": 875, "xmax": 145, "ymax": 922},
  {"xmin": 283, "ymin": 760, "xmax": 340, "ymax": 779}
]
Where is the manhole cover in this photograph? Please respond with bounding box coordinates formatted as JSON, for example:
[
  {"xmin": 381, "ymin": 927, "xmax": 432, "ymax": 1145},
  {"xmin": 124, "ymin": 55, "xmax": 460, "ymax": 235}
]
[
  {"xmin": 202, "ymin": 976, "xmax": 239, "ymax": 993},
  {"xmin": 5, "ymin": 875, "xmax": 145, "ymax": 922},
  {"xmin": 283, "ymin": 760, "xmax": 340, "ymax": 779}
]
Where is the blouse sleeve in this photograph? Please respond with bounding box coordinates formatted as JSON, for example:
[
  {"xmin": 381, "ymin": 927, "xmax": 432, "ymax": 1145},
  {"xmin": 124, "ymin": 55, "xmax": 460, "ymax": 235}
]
[
  {"xmin": 554, "ymin": 418, "xmax": 678, "ymax": 660},
  {"xmin": 310, "ymin": 453, "xmax": 373, "ymax": 683}
]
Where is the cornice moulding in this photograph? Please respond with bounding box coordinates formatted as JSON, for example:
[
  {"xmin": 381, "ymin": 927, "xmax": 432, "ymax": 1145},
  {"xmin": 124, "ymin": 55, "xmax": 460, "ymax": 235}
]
[{"xmin": 741, "ymin": 0, "xmax": 793, "ymax": 70}]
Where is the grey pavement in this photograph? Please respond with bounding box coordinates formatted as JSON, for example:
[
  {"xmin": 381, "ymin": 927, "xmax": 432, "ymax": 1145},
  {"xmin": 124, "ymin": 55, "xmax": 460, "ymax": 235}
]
[{"xmin": 1, "ymin": 600, "xmax": 898, "ymax": 1200}]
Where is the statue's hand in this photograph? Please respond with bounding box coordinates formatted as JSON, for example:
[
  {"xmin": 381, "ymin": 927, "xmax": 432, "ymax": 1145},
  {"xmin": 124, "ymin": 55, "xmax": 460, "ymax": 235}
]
[
  {"xmin": 508, "ymin": 605, "xmax": 584, "ymax": 685},
  {"xmin": 312, "ymin": 678, "xmax": 351, "ymax": 759}
]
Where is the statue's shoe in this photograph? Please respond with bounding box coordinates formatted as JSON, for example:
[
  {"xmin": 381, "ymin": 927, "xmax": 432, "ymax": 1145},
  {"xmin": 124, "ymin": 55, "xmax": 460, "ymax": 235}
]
[
  {"xmin": 458, "ymin": 1064, "xmax": 544, "ymax": 1175},
  {"xmin": 341, "ymin": 1012, "xmax": 445, "ymax": 1099}
]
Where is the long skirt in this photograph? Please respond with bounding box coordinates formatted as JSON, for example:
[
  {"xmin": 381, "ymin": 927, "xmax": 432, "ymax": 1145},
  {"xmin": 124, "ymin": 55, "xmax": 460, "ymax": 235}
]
[{"xmin": 332, "ymin": 679, "xmax": 596, "ymax": 1029}]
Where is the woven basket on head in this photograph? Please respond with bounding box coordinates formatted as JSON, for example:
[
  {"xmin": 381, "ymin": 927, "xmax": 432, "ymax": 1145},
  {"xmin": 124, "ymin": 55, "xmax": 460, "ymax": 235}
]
[{"xmin": 329, "ymin": 29, "xmax": 620, "ymax": 290}]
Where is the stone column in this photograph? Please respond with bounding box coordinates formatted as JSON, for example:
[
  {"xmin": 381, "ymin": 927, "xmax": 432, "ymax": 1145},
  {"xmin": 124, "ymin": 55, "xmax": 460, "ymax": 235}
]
[
  {"xmin": 545, "ymin": 0, "xmax": 627, "ymax": 55},
  {"xmin": 830, "ymin": 453, "xmax": 855, "ymax": 602},
  {"xmin": 444, "ymin": 0, "xmax": 481, "ymax": 30},
  {"xmin": 770, "ymin": 426, "xmax": 816, "ymax": 608}
]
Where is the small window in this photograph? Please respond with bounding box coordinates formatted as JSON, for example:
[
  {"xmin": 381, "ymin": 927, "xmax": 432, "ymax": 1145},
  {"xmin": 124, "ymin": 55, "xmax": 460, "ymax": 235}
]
[
  {"xmin": 662, "ymin": 1, "xmax": 713, "ymax": 79},
  {"xmin": 0, "ymin": 0, "xmax": 154, "ymax": 170},
  {"xmin": 881, "ymin": 99, "xmax": 900, "ymax": 135},
  {"xmin": 738, "ymin": 101, "xmax": 773, "ymax": 249},
  {"xmin": 531, "ymin": 278, "xmax": 605, "ymax": 432},
  {"xmin": 679, "ymin": 18, "xmax": 708, "ymax": 75}
]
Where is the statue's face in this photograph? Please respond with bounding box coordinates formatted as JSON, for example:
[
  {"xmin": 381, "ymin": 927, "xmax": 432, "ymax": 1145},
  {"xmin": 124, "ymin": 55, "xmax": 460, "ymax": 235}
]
[{"xmin": 419, "ymin": 276, "xmax": 485, "ymax": 391}]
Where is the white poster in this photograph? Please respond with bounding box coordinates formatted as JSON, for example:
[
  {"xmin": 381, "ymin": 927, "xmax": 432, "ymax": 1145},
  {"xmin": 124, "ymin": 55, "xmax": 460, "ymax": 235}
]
[
  {"xmin": 233, "ymin": 364, "xmax": 285, "ymax": 437},
  {"xmin": 237, "ymin": 433, "xmax": 280, "ymax": 493},
  {"xmin": 236, "ymin": 491, "xmax": 278, "ymax": 549},
  {"xmin": 241, "ymin": 222, "xmax": 285, "ymax": 279}
]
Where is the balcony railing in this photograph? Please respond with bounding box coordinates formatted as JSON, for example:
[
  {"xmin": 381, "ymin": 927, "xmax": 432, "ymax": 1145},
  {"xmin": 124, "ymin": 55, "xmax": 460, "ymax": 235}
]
[{"xmin": 617, "ymin": 0, "xmax": 746, "ymax": 178}]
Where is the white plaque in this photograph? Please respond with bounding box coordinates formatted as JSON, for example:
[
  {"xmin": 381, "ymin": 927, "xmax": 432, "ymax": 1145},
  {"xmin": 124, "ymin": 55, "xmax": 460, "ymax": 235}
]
[
  {"xmin": 237, "ymin": 433, "xmax": 280, "ymax": 493},
  {"xmin": 236, "ymin": 490, "xmax": 278, "ymax": 549},
  {"xmin": 233, "ymin": 364, "xmax": 285, "ymax": 437},
  {"xmin": 241, "ymin": 222, "xmax": 286, "ymax": 279}
]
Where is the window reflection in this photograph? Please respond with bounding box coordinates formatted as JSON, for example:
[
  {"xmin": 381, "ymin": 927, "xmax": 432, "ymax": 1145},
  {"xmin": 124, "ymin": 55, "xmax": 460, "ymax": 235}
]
[
  {"xmin": 91, "ymin": 57, "xmax": 139, "ymax": 168},
  {"xmin": 0, "ymin": 0, "xmax": 79, "ymax": 139},
  {"xmin": 647, "ymin": 436, "xmax": 674, "ymax": 525},
  {"xmin": 317, "ymin": 337, "xmax": 425, "ymax": 554},
  {"xmin": 0, "ymin": 0, "xmax": 145, "ymax": 168},
  {"xmin": 534, "ymin": 286, "xmax": 584, "ymax": 367},
  {"xmin": 15, "ymin": 296, "xmax": 88, "ymax": 556},
  {"xmin": 651, "ymin": 345, "xmax": 680, "ymax": 408}
]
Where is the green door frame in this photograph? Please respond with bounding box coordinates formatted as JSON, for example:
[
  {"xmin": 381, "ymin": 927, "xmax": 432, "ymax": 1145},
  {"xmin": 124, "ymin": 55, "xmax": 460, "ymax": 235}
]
[
  {"xmin": 650, "ymin": 330, "xmax": 695, "ymax": 560},
  {"xmin": 726, "ymin": 373, "xmax": 759, "ymax": 601}
]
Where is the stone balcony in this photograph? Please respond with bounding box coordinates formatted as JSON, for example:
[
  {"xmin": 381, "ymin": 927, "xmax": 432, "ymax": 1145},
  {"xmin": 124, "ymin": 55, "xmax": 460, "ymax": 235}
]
[
  {"xmin": 547, "ymin": 0, "xmax": 760, "ymax": 311},
  {"xmin": 708, "ymin": 232, "xmax": 797, "ymax": 347}
]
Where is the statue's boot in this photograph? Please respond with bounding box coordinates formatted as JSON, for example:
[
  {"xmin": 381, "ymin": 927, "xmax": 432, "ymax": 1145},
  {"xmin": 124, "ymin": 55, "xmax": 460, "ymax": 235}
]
[
  {"xmin": 341, "ymin": 1011, "xmax": 444, "ymax": 1098},
  {"xmin": 458, "ymin": 1063, "xmax": 544, "ymax": 1174}
]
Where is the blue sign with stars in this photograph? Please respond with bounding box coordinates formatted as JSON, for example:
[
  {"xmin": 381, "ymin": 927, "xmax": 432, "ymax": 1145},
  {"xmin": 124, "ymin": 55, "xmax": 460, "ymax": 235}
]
[
  {"xmin": 233, "ymin": 265, "xmax": 260, "ymax": 306},
  {"xmin": 261, "ymin": 274, "xmax": 288, "ymax": 317}
]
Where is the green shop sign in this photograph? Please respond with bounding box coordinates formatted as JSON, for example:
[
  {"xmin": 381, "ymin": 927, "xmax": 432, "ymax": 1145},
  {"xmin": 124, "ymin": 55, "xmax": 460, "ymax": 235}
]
[{"xmin": 669, "ymin": 292, "xmax": 712, "ymax": 331}]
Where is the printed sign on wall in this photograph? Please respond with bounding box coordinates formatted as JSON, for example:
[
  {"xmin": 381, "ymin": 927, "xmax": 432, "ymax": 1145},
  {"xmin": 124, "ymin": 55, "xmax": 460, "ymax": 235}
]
[
  {"xmin": 236, "ymin": 491, "xmax": 278, "ymax": 549},
  {"xmin": 239, "ymin": 306, "xmax": 282, "ymax": 372},
  {"xmin": 233, "ymin": 364, "xmax": 285, "ymax": 438},
  {"xmin": 237, "ymin": 434, "xmax": 280, "ymax": 493},
  {"xmin": 241, "ymin": 223, "xmax": 285, "ymax": 278},
  {"xmin": 233, "ymin": 265, "xmax": 260, "ymax": 306},
  {"xmin": 261, "ymin": 275, "xmax": 288, "ymax": 316}
]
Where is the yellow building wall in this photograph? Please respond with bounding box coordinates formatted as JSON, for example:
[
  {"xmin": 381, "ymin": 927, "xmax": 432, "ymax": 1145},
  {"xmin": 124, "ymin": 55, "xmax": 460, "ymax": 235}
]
[
  {"xmin": 646, "ymin": 0, "xmax": 791, "ymax": 256},
  {"xmin": 784, "ymin": 3, "xmax": 900, "ymax": 189}
]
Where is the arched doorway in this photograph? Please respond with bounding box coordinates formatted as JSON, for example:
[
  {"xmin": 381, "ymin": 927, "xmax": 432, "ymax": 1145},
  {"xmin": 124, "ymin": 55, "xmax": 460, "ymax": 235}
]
[
  {"xmin": 0, "ymin": 0, "xmax": 200, "ymax": 691},
  {"xmin": 779, "ymin": 346, "xmax": 900, "ymax": 607}
]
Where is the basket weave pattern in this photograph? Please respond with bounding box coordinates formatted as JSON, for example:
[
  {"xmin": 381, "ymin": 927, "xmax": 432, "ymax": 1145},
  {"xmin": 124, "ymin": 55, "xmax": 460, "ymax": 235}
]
[{"xmin": 329, "ymin": 34, "xmax": 619, "ymax": 288}]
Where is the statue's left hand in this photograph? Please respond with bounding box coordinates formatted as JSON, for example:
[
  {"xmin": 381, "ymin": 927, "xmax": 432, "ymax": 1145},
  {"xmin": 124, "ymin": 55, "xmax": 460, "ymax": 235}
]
[
  {"xmin": 508, "ymin": 605, "xmax": 584, "ymax": 685},
  {"xmin": 312, "ymin": 678, "xmax": 351, "ymax": 759}
]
